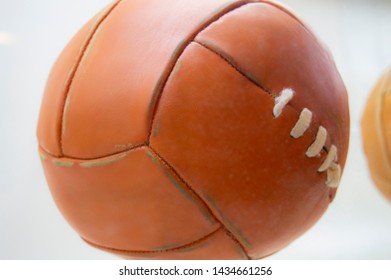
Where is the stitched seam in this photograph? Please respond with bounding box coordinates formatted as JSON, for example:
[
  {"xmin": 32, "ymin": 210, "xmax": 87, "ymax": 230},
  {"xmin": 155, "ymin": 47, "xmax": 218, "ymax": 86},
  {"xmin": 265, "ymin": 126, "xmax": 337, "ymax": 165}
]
[
  {"xmin": 144, "ymin": 0, "xmax": 308, "ymax": 140},
  {"xmin": 40, "ymin": 143, "xmax": 250, "ymax": 258},
  {"xmin": 194, "ymin": 40, "xmax": 301, "ymax": 116},
  {"xmin": 82, "ymin": 227, "xmax": 222, "ymax": 254},
  {"xmin": 195, "ymin": 40, "xmax": 274, "ymax": 96},
  {"xmin": 147, "ymin": 146, "xmax": 250, "ymax": 259},
  {"xmin": 195, "ymin": 40, "xmax": 319, "ymax": 130},
  {"xmin": 42, "ymin": 0, "xmax": 338, "ymax": 258},
  {"xmin": 196, "ymin": 40, "xmax": 341, "ymax": 186},
  {"xmin": 53, "ymin": 0, "xmax": 301, "ymax": 159},
  {"xmin": 260, "ymin": 0, "xmax": 345, "ymax": 182},
  {"xmin": 146, "ymin": 0, "xmax": 258, "ymax": 144},
  {"xmin": 52, "ymin": 0, "xmax": 324, "ymax": 159},
  {"xmin": 196, "ymin": 40, "xmax": 319, "ymax": 134},
  {"xmin": 38, "ymin": 143, "xmax": 145, "ymax": 161},
  {"xmin": 58, "ymin": 0, "xmax": 123, "ymax": 156},
  {"xmin": 194, "ymin": 41, "xmax": 330, "ymax": 163}
]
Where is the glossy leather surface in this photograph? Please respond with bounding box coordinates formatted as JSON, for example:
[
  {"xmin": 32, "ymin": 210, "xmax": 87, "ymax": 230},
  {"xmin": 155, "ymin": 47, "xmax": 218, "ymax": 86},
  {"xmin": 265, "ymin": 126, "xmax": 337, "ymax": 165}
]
[{"xmin": 37, "ymin": 0, "xmax": 349, "ymax": 259}]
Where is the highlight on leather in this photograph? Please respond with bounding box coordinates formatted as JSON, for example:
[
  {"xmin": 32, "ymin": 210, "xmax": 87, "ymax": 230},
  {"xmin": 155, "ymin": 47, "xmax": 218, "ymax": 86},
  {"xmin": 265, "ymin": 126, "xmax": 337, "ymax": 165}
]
[
  {"xmin": 37, "ymin": 0, "xmax": 350, "ymax": 259},
  {"xmin": 362, "ymin": 66, "xmax": 391, "ymax": 201}
]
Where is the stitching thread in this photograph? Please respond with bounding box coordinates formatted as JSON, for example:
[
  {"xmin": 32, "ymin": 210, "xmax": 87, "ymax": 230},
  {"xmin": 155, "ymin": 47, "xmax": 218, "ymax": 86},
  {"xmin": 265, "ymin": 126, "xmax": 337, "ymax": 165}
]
[
  {"xmin": 82, "ymin": 227, "xmax": 222, "ymax": 255},
  {"xmin": 274, "ymin": 89, "xmax": 341, "ymax": 188},
  {"xmin": 147, "ymin": 146, "xmax": 250, "ymax": 259},
  {"xmin": 39, "ymin": 144, "xmax": 251, "ymax": 259},
  {"xmin": 306, "ymin": 126, "xmax": 327, "ymax": 157},
  {"xmin": 326, "ymin": 163, "xmax": 341, "ymax": 188},
  {"xmin": 146, "ymin": 147, "xmax": 217, "ymax": 225},
  {"xmin": 195, "ymin": 40, "xmax": 341, "ymax": 188},
  {"xmin": 195, "ymin": 40, "xmax": 274, "ymax": 96},
  {"xmin": 39, "ymin": 144, "xmax": 146, "ymax": 161},
  {"xmin": 318, "ymin": 144, "xmax": 338, "ymax": 172},
  {"xmin": 146, "ymin": 1, "xmax": 269, "ymax": 144},
  {"xmin": 290, "ymin": 108, "xmax": 313, "ymax": 139},
  {"xmin": 58, "ymin": 0, "xmax": 123, "ymax": 156},
  {"xmin": 41, "ymin": 0, "xmax": 344, "ymax": 258},
  {"xmin": 273, "ymin": 88, "xmax": 294, "ymax": 117}
]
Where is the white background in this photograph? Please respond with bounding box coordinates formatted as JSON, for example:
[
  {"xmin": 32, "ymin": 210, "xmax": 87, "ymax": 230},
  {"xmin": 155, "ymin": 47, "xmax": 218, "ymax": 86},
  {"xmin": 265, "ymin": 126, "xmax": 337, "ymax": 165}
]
[
  {"xmin": 1, "ymin": 0, "xmax": 390, "ymax": 260},
  {"xmin": 0, "ymin": 260, "xmax": 390, "ymax": 279}
]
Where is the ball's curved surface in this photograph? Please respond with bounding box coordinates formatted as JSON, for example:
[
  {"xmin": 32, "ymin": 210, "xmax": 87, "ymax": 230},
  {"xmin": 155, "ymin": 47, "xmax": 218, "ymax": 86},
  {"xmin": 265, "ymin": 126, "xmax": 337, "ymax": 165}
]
[
  {"xmin": 362, "ymin": 67, "xmax": 391, "ymax": 202},
  {"xmin": 37, "ymin": 0, "xmax": 350, "ymax": 259}
]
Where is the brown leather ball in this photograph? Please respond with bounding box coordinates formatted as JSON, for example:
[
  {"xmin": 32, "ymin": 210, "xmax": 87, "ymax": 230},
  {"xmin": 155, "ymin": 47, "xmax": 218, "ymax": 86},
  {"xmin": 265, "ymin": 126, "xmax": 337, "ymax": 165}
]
[
  {"xmin": 37, "ymin": 0, "xmax": 350, "ymax": 259},
  {"xmin": 362, "ymin": 67, "xmax": 391, "ymax": 201}
]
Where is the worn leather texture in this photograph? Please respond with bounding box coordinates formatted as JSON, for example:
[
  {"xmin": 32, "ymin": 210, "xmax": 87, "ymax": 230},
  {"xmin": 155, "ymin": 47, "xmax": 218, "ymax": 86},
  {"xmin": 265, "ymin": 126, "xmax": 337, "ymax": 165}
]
[
  {"xmin": 362, "ymin": 67, "xmax": 391, "ymax": 201},
  {"xmin": 37, "ymin": 0, "xmax": 350, "ymax": 259}
]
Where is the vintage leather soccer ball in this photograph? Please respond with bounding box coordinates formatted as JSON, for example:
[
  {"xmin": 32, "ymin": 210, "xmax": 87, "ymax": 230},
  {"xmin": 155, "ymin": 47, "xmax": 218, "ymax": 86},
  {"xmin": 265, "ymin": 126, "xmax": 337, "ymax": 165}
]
[
  {"xmin": 37, "ymin": 0, "xmax": 350, "ymax": 259},
  {"xmin": 362, "ymin": 67, "xmax": 391, "ymax": 201}
]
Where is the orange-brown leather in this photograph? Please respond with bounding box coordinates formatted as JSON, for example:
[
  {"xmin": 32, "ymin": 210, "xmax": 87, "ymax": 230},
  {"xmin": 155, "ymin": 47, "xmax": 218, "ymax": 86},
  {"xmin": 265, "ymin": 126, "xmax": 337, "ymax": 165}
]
[
  {"xmin": 362, "ymin": 67, "xmax": 391, "ymax": 201},
  {"xmin": 37, "ymin": 0, "xmax": 349, "ymax": 259}
]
